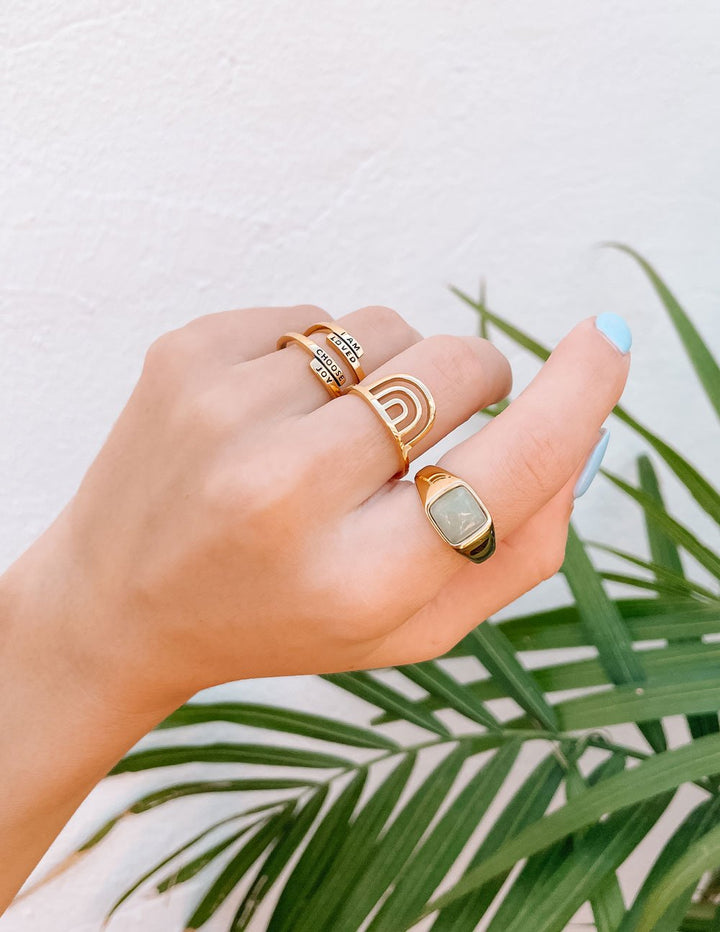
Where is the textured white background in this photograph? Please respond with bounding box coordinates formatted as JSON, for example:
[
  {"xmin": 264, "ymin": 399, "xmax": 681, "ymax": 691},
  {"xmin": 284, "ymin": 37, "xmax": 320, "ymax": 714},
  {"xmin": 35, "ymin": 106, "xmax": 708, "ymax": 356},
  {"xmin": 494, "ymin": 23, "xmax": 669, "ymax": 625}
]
[{"xmin": 2, "ymin": 1, "xmax": 719, "ymax": 930}]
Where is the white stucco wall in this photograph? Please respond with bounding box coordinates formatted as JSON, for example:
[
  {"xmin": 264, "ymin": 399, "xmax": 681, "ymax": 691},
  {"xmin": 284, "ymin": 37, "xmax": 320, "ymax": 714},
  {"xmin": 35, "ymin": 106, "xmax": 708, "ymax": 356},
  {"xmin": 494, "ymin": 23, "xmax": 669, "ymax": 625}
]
[{"xmin": 2, "ymin": 2, "xmax": 719, "ymax": 930}]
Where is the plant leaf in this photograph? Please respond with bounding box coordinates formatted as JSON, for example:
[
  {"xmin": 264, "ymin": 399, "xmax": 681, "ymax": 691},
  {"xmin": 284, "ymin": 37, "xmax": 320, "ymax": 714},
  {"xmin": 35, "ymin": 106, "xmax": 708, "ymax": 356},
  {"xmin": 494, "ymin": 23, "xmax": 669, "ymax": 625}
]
[
  {"xmin": 186, "ymin": 809, "xmax": 293, "ymax": 929},
  {"xmin": 499, "ymin": 794, "xmax": 674, "ymax": 932},
  {"xmin": 266, "ymin": 769, "xmax": 367, "ymax": 932},
  {"xmin": 128, "ymin": 778, "xmax": 313, "ymax": 813},
  {"xmin": 424, "ymin": 730, "xmax": 720, "ymax": 916},
  {"xmin": 466, "ymin": 625, "xmax": 558, "ymax": 731},
  {"xmin": 562, "ymin": 524, "xmax": 667, "ymax": 753},
  {"xmin": 431, "ymin": 753, "xmax": 566, "ymax": 930},
  {"xmin": 631, "ymin": 817, "xmax": 720, "ymax": 932},
  {"xmin": 638, "ymin": 453, "xmax": 686, "ymax": 578},
  {"xmin": 589, "ymin": 541, "xmax": 715, "ymax": 601},
  {"xmin": 619, "ymin": 794, "xmax": 720, "ymax": 932},
  {"xmin": 368, "ymin": 742, "xmax": 520, "ymax": 931},
  {"xmin": 156, "ymin": 828, "xmax": 250, "ymax": 893},
  {"xmin": 321, "ymin": 671, "xmax": 451, "ymax": 737},
  {"xmin": 638, "ymin": 453, "xmax": 719, "ymax": 743},
  {"xmin": 230, "ymin": 787, "xmax": 329, "ymax": 932},
  {"xmin": 332, "ymin": 745, "xmax": 469, "ymax": 930},
  {"xmin": 399, "ymin": 661, "xmax": 499, "ymax": 729},
  {"xmin": 608, "ymin": 243, "xmax": 720, "ymax": 419},
  {"xmin": 553, "ymin": 678, "xmax": 720, "ymax": 731},
  {"xmin": 603, "ymin": 470, "xmax": 720, "ymax": 579},
  {"xmin": 492, "ymin": 598, "xmax": 720, "ymax": 653},
  {"xmin": 106, "ymin": 811, "xmax": 258, "ymax": 920},
  {"xmin": 110, "ymin": 743, "xmax": 351, "ymax": 773},
  {"xmin": 158, "ymin": 702, "xmax": 398, "ymax": 750},
  {"xmin": 450, "ymin": 285, "xmax": 550, "ymax": 360},
  {"xmin": 297, "ymin": 754, "xmax": 417, "ymax": 932},
  {"xmin": 484, "ymin": 837, "xmax": 572, "ymax": 932}
]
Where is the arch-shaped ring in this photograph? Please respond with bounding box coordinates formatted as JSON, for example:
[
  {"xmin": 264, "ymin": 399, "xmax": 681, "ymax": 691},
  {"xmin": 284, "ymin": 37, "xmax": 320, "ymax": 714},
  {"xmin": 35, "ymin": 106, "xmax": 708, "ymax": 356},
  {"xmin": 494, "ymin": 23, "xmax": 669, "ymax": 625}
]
[{"xmin": 347, "ymin": 373, "xmax": 436, "ymax": 478}]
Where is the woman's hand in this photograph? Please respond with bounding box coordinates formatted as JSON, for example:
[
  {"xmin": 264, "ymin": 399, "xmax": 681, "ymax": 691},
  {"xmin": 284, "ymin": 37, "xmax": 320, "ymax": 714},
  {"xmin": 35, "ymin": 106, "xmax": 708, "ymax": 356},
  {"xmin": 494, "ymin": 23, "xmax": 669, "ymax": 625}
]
[
  {"xmin": 0, "ymin": 303, "xmax": 630, "ymax": 905},
  {"xmin": 12, "ymin": 303, "xmax": 630, "ymax": 715}
]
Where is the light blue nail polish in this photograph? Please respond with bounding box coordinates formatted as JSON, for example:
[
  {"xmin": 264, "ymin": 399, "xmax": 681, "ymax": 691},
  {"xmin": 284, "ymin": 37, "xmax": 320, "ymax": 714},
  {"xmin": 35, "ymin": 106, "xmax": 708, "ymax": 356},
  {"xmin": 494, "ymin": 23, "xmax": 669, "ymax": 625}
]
[
  {"xmin": 574, "ymin": 428, "xmax": 611, "ymax": 498},
  {"xmin": 595, "ymin": 312, "xmax": 632, "ymax": 353}
]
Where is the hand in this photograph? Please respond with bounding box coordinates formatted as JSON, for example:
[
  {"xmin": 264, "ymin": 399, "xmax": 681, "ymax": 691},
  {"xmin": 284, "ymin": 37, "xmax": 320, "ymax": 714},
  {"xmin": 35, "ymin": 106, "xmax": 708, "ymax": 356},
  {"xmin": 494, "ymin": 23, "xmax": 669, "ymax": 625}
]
[
  {"xmin": 12, "ymin": 304, "xmax": 630, "ymax": 717},
  {"xmin": 0, "ymin": 303, "xmax": 630, "ymax": 904}
]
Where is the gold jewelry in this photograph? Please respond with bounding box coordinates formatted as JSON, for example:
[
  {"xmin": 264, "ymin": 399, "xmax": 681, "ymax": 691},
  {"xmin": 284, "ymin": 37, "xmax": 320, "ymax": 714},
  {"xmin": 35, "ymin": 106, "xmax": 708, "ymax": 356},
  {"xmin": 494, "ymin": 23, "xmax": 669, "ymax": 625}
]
[
  {"xmin": 303, "ymin": 322, "xmax": 366, "ymax": 382},
  {"xmin": 347, "ymin": 374, "xmax": 436, "ymax": 478},
  {"xmin": 415, "ymin": 465, "xmax": 496, "ymax": 564},
  {"xmin": 276, "ymin": 331, "xmax": 347, "ymax": 398}
]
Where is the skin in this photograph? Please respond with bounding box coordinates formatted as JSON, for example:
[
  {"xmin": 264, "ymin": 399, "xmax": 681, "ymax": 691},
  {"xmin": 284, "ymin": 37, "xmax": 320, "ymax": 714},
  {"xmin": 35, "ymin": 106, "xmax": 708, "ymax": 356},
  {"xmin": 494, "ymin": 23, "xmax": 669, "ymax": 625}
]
[{"xmin": 0, "ymin": 303, "xmax": 630, "ymax": 908}]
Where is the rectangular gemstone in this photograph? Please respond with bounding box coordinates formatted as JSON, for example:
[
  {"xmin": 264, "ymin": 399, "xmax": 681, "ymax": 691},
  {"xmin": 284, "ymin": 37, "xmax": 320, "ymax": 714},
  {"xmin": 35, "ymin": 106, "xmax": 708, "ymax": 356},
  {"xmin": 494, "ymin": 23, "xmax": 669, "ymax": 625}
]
[{"xmin": 428, "ymin": 485, "xmax": 488, "ymax": 545}]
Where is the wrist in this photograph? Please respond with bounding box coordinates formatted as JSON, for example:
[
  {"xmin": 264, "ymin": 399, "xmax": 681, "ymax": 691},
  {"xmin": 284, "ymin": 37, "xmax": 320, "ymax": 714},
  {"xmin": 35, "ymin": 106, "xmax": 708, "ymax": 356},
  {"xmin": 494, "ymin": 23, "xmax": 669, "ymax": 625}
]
[{"xmin": 1, "ymin": 504, "xmax": 180, "ymax": 733}]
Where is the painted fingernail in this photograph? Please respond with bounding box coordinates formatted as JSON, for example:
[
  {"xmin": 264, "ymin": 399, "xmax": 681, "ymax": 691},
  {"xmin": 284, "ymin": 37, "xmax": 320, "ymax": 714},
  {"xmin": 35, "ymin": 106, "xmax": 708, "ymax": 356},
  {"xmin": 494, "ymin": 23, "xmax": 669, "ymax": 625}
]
[
  {"xmin": 573, "ymin": 428, "xmax": 611, "ymax": 498},
  {"xmin": 595, "ymin": 312, "xmax": 632, "ymax": 354}
]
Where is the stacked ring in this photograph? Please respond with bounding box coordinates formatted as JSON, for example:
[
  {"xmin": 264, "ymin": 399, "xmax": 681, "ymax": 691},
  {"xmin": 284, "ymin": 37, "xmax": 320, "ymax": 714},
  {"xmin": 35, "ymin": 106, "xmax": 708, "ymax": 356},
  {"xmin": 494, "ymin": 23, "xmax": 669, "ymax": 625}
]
[
  {"xmin": 276, "ymin": 322, "xmax": 365, "ymax": 398},
  {"xmin": 304, "ymin": 323, "xmax": 366, "ymax": 382},
  {"xmin": 415, "ymin": 465, "xmax": 496, "ymax": 564},
  {"xmin": 276, "ymin": 332, "xmax": 348, "ymax": 398},
  {"xmin": 347, "ymin": 373, "xmax": 436, "ymax": 478}
]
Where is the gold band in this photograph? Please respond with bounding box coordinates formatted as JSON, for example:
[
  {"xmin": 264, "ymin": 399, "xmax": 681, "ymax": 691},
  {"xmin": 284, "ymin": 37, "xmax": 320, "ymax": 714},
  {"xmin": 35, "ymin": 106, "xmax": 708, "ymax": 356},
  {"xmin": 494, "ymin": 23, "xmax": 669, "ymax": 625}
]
[
  {"xmin": 415, "ymin": 465, "xmax": 496, "ymax": 564},
  {"xmin": 276, "ymin": 331, "xmax": 347, "ymax": 398},
  {"xmin": 304, "ymin": 322, "xmax": 366, "ymax": 382},
  {"xmin": 347, "ymin": 374, "xmax": 436, "ymax": 478}
]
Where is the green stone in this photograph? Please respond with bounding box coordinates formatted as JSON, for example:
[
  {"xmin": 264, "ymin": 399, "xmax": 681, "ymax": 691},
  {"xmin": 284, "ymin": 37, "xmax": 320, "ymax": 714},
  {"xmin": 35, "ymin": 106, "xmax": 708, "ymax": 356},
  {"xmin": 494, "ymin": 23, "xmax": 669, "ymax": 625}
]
[{"xmin": 428, "ymin": 485, "xmax": 488, "ymax": 545}]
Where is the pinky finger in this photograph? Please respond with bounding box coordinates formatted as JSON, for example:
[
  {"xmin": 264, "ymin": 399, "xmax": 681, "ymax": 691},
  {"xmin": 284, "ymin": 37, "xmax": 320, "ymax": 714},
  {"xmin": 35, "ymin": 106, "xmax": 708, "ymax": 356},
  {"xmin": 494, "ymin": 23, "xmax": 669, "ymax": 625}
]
[{"xmin": 364, "ymin": 462, "xmax": 582, "ymax": 669}]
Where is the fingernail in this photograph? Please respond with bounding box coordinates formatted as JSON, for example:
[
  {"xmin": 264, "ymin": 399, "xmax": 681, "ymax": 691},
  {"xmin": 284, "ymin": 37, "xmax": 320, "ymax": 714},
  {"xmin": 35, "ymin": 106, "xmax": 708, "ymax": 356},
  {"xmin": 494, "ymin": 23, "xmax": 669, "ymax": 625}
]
[
  {"xmin": 595, "ymin": 312, "xmax": 632, "ymax": 354},
  {"xmin": 573, "ymin": 428, "xmax": 611, "ymax": 498}
]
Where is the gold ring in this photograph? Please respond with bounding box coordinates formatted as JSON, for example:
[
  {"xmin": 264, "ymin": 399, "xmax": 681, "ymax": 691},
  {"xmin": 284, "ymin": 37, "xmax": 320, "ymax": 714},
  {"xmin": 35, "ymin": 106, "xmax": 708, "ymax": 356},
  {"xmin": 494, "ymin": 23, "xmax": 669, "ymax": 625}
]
[
  {"xmin": 303, "ymin": 322, "xmax": 366, "ymax": 382},
  {"xmin": 276, "ymin": 332, "xmax": 347, "ymax": 398},
  {"xmin": 415, "ymin": 465, "xmax": 496, "ymax": 563},
  {"xmin": 347, "ymin": 374, "xmax": 436, "ymax": 478}
]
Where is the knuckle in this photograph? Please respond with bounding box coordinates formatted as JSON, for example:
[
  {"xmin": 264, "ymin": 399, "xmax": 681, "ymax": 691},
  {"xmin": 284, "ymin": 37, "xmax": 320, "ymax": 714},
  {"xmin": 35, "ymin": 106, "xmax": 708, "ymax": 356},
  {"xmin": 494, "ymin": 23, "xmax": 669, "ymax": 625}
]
[
  {"xmin": 363, "ymin": 305, "xmax": 413, "ymax": 341},
  {"xmin": 425, "ymin": 334, "xmax": 484, "ymax": 395},
  {"xmin": 291, "ymin": 303, "xmax": 326, "ymax": 320},
  {"xmin": 143, "ymin": 326, "xmax": 198, "ymax": 378}
]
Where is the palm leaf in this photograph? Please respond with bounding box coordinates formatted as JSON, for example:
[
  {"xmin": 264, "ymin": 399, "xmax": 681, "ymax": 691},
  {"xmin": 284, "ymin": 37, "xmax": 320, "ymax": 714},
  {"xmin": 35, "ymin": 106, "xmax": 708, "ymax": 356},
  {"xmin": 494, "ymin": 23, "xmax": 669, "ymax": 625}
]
[
  {"xmin": 321, "ymin": 671, "xmax": 451, "ymax": 736},
  {"xmin": 602, "ymin": 469, "xmax": 720, "ymax": 579},
  {"xmin": 619, "ymin": 794, "xmax": 720, "ymax": 932},
  {"xmin": 425, "ymin": 732, "xmax": 720, "ymax": 916},
  {"xmin": 465, "ymin": 625, "xmax": 558, "ymax": 731},
  {"xmin": 398, "ymin": 661, "xmax": 499, "ymax": 729},
  {"xmin": 230, "ymin": 787, "xmax": 329, "ymax": 931},
  {"xmin": 562, "ymin": 524, "xmax": 668, "ymax": 753},
  {"xmin": 430, "ymin": 753, "xmax": 566, "ymax": 929},
  {"xmin": 266, "ymin": 768, "xmax": 368, "ymax": 931},
  {"xmin": 186, "ymin": 808, "xmax": 294, "ymax": 929},
  {"xmin": 608, "ymin": 243, "xmax": 720, "ymax": 419},
  {"xmin": 330, "ymin": 746, "xmax": 469, "ymax": 930},
  {"xmin": 367, "ymin": 742, "xmax": 520, "ymax": 932},
  {"xmin": 639, "ymin": 453, "xmax": 719, "ymax": 741},
  {"xmin": 110, "ymin": 743, "xmax": 351, "ymax": 773},
  {"xmin": 498, "ymin": 794, "xmax": 674, "ymax": 932},
  {"xmin": 631, "ymin": 818, "xmax": 720, "ymax": 932},
  {"xmin": 158, "ymin": 702, "xmax": 398, "ymax": 750},
  {"xmin": 303, "ymin": 754, "xmax": 417, "ymax": 932}
]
